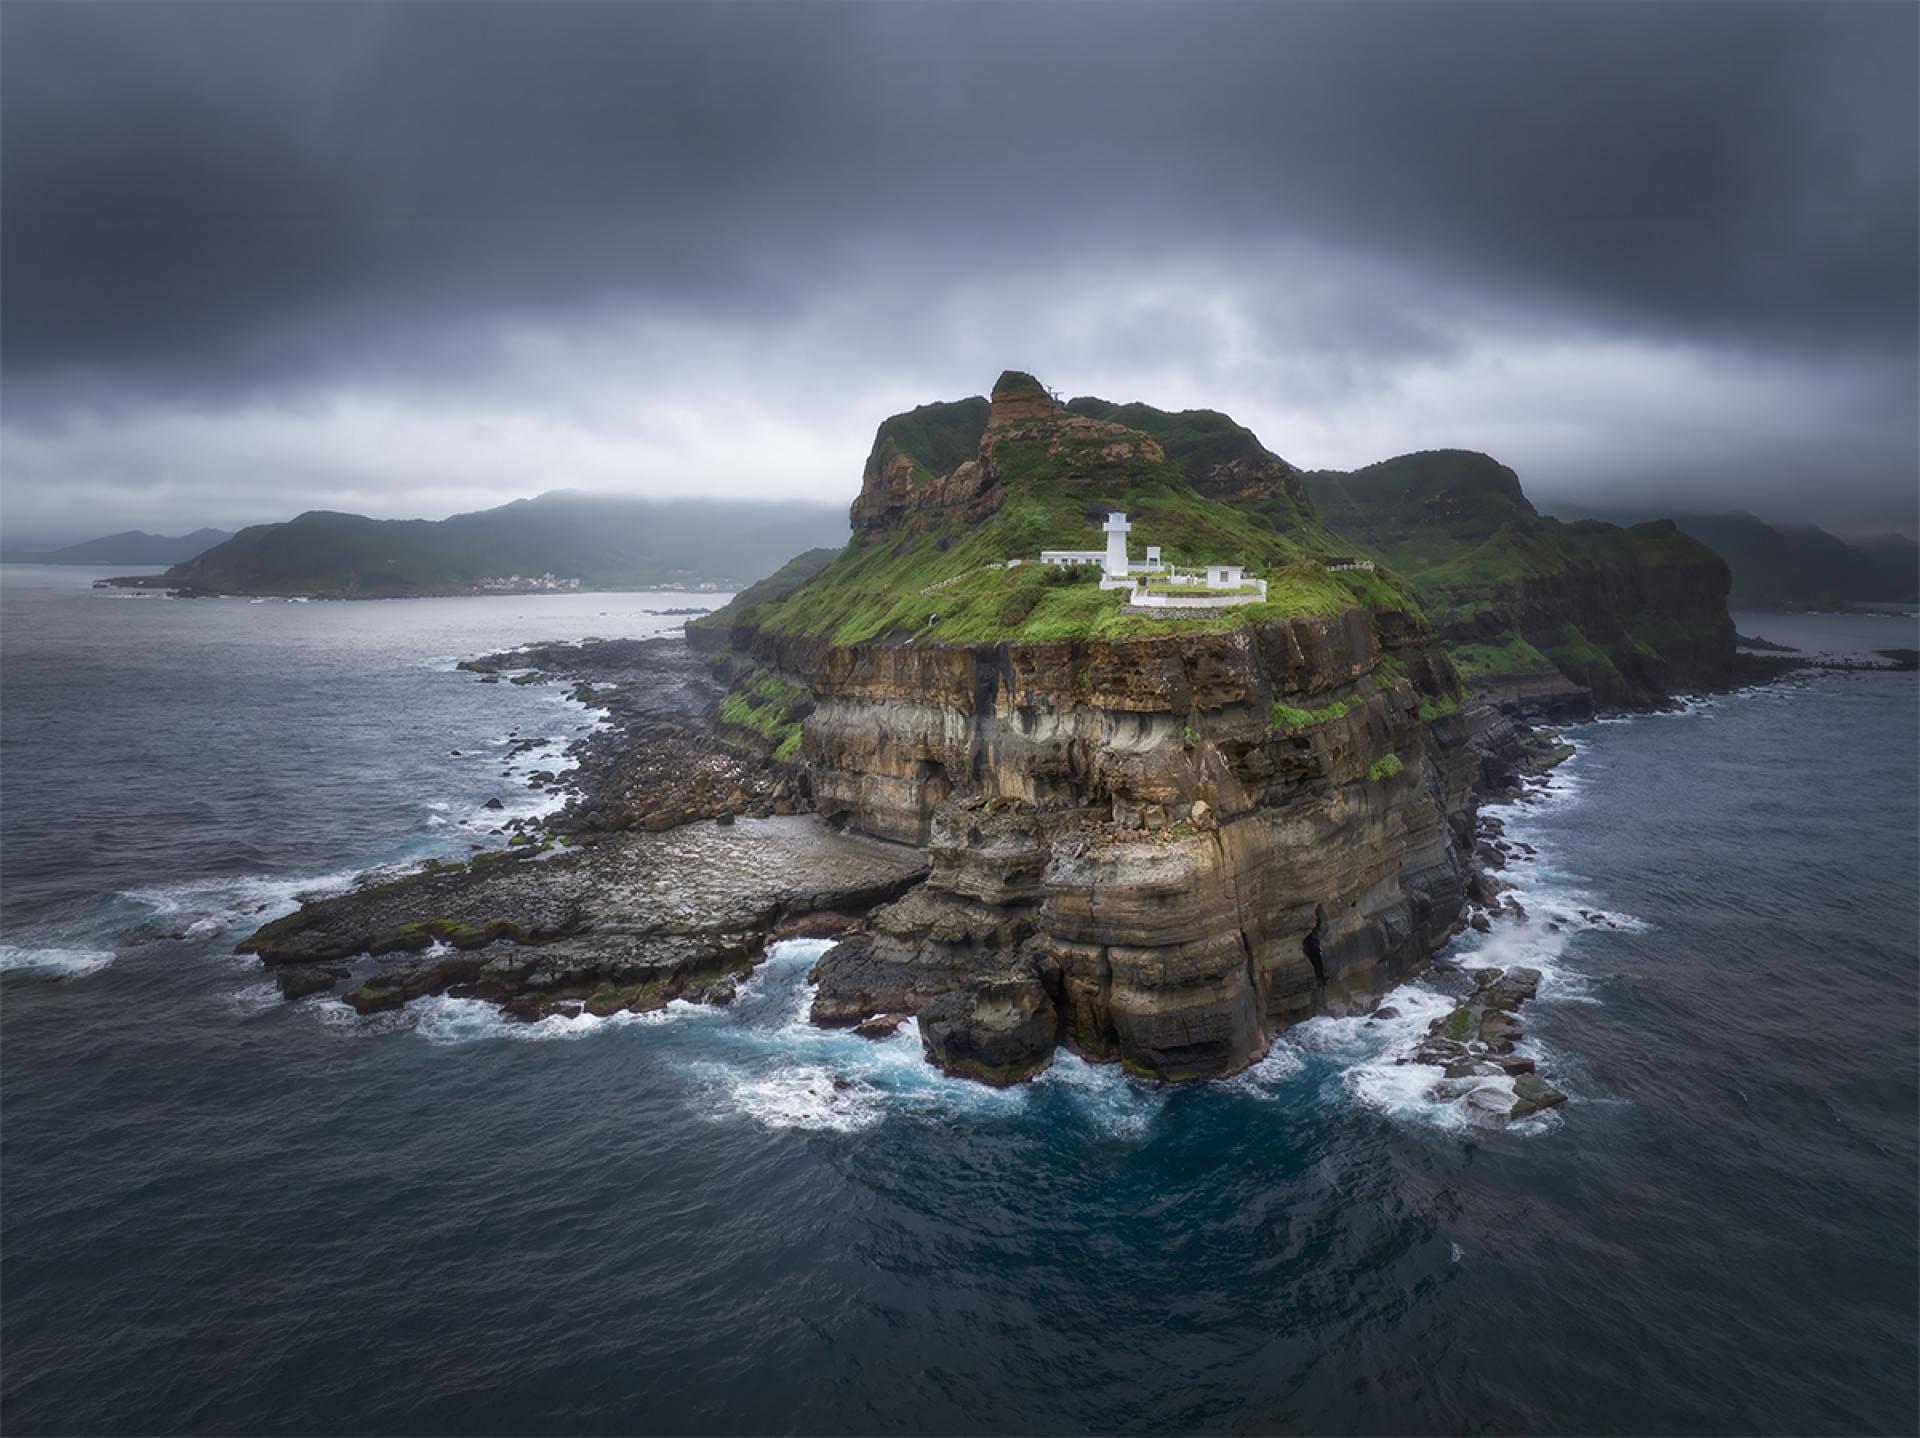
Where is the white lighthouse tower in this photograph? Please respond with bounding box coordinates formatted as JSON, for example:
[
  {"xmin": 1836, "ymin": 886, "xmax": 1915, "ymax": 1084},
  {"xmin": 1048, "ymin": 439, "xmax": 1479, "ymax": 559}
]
[{"xmin": 1102, "ymin": 512, "xmax": 1132, "ymax": 581}]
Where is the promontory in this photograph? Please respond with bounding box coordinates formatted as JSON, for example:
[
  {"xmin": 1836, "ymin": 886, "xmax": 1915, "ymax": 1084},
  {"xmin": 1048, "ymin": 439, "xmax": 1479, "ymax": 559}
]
[{"xmin": 239, "ymin": 370, "xmax": 1742, "ymax": 1093}]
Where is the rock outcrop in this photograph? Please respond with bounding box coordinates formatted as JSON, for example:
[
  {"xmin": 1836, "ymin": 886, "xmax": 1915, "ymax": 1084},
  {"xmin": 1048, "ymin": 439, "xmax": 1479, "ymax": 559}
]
[
  {"xmin": 238, "ymin": 815, "xmax": 926, "ymax": 1017},
  {"xmin": 696, "ymin": 372, "xmax": 1526, "ymax": 1083},
  {"xmin": 792, "ymin": 606, "xmax": 1478, "ymax": 1081},
  {"xmin": 848, "ymin": 371, "xmax": 1166, "ymax": 539},
  {"xmin": 706, "ymin": 374, "xmax": 1743, "ymax": 1088}
]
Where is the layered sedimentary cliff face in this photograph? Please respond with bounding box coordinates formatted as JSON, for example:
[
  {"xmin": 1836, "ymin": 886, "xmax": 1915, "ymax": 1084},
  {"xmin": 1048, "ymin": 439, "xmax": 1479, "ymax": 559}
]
[
  {"xmin": 799, "ymin": 609, "xmax": 1478, "ymax": 1083},
  {"xmin": 705, "ymin": 371, "xmax": 1484, "ymax": 1082}
]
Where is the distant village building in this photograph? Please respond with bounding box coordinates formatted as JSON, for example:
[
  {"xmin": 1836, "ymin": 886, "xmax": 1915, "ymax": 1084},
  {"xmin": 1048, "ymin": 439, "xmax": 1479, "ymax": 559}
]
[{"xmin": 473, "ymin": 572, "xmax": 582, "ymax": 593}]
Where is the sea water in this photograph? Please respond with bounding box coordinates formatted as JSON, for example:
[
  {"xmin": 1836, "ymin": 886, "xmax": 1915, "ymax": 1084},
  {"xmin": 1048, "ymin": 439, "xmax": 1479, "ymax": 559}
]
[{"xmin": 3, "ymin": 564, "xmax": 1915, "ymax": 1434}]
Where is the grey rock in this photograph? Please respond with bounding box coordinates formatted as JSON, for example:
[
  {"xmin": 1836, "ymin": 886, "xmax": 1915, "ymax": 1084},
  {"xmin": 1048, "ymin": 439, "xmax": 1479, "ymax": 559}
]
[{"xmin": 1510, "ymin": 1072, "xmax": 1568, "ymax": 1118}]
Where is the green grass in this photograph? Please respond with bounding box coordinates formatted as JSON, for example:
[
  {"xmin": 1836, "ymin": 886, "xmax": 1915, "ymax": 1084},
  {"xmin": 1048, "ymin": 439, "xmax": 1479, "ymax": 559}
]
[
  {"xmin": 871, "ymin": 396, "xmax": 991, "ymax": 480},
  {"xmin": 744, "ymin": 521, "xmax": 1374, "ymax": 647},
  {"xmin": 1270, "ymin": 694, "xmax": 1364, "ymax": 730},
  {"xmin": 707, "ymin": 399, "xmax": 1439, "ymax": 647},
  {"xmin": 1064, "ymin": 396, "xmax": 1302, "ymax": 499},
  {"xmin": 1449, "ymin": 630, "xmax": 1557, "ymax": 684},
  {"xmin": 1418, "ymin": 692, "xmax": 1462, "ymax": 721},
  {"xmin": 1367, "ymin": 753, "xmax": 1404, "ymax": 782},
  {"xmin": 721, "ymin": 668, "xmax": 810, "ymax": 756},
  {"xmin": 1141, "ymin": 580, "xmax": 1263, "ymax": 597}
]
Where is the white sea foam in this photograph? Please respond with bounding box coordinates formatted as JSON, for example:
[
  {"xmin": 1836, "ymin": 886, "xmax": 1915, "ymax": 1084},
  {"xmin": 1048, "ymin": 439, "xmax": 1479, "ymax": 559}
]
[
  {"xmin": 1220, "ymin": 1039, "xmax": 1309, "ymax": 1101},
  {"xmin": 311, "ymin": 998, "xmax": 414, "ymax": 1038},
  {"xmin": 1032, "ymin": 1053, "xmax": 1164, "ymax": 1137},
  {"xmin": 691, "ymin": 938, "xmax": 1043, "ymax": 1132},
  {"xmin": 121, "ymin": 867, "xmax": 364, "ymax": 933},
  {"xmin": 225, "ymin": 980, "xmax": 285, "ymax": 1016},
  {"xmin": 0, "ymin": 945, "xmax": 116, "ymax": 978},
  {"xmin": 407, "ymin": 992, "xmax": 706, "ymax": 1045},
  {"xmin": 706, "ymin": 1065, "xmax": 891, "ymax": 1132}
]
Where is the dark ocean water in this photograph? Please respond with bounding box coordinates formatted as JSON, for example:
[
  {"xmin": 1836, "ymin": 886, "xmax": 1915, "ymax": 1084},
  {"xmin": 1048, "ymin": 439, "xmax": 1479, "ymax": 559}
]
[{"xmin": 3, "ymin": 564, "xmax": 1915, "ymax": 1436}]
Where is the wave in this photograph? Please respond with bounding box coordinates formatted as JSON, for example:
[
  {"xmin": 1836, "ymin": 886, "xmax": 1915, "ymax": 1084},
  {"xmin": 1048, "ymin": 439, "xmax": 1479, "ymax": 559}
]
[
  {"xmin": 0, "ymin": 945, "xmax": 116, "ymax": 979},
  {"xmin": 702, "ymin": 1064, "xmax": 893, "ymax": 1133},
  {"xmin": 118, "ymin": 865, "xmax": 368, "ymax": 940},
  {"xmin": 409, "ymin": 993, "xmax": 696, "ymax": 1045}
]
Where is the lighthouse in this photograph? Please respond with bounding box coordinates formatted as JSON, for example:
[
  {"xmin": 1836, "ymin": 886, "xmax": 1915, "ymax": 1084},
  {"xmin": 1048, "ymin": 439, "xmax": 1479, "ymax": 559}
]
[{"xmin": 1102, "ymin": 512, "xmax": 1132, "ymax": 580}]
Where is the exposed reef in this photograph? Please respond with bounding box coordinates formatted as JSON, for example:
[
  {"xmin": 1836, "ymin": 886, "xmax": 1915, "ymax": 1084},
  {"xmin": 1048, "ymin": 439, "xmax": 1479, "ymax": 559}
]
[{"xmin": 244, "ymin": 814, "xmax": 924, "ymax": 1019}]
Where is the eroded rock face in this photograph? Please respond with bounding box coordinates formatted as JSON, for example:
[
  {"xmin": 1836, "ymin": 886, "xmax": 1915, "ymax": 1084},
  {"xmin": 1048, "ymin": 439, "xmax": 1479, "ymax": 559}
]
[
  {"xmin": 804, "ymin": 609, "xmax": 1479, "ymax": 1080},
  {"xmin": 847, "ymin": 371, "xmax": 1163, "ymax": 540}
]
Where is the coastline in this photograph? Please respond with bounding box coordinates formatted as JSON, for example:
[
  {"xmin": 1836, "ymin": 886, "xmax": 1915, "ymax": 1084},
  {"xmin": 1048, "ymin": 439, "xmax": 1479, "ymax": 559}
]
[{"xmin": 224, "ymin": 618, "xmax": 1817, "ymax": 1119}]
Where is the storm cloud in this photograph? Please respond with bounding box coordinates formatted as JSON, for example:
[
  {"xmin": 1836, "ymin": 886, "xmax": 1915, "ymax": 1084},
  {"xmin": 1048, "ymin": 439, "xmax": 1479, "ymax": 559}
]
[{"xmin": 3, "ymin": 1, "xmax": 1914, "ymax": 545}]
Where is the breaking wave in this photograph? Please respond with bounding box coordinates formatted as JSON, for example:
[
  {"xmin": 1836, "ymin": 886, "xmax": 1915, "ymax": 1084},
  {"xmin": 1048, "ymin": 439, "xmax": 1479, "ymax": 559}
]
[{"xmin": 0, "ymin": 945, "xmax": 116, "ymax": 979}]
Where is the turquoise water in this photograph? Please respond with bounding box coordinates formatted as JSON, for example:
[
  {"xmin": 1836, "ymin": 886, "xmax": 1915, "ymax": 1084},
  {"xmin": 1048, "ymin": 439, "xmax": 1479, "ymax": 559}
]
[{"xmin": 3, "ymin": 566, "xmax": 1915, "ymax": 1434}]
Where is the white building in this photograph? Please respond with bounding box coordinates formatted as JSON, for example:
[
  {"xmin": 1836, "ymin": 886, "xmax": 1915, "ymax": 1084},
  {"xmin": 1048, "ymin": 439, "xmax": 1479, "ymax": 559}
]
[
  {"xmin": 1204, "ymin": 564, "xmax": 1245, "ymax": 589},
  {"xmin": 1040, "ymin": 513, "xmax": 1167, "ymax": 589},
  {"xmin": 1035, "ymin": 512, "xmax": 1263, "ymax": 610}
]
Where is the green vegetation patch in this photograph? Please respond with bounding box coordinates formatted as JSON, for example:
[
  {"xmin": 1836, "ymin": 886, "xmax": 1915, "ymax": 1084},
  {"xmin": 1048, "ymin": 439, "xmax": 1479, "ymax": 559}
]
[
  {"xmin": 1449, "ymin": 630, "xmax": 1556, "ymax": 685},
  {"xmin": 1270, "ymin": 693, "xmax": 1364, "ymax": 731},
  {"xmin": 1367, "ymin": 753, "xmax": 1405, "ymax": 782},
  {"xmin": 1065, "ymin": 396, "xmax": 1298, "ymax": 487},
  {"xmin": 720, "ymin": 667, "xmax": 811, "ymax": 759},
  {"xmin": 872, "ymin": 396, "xmax": 991, "ymax": 480},
  {"xmin": 716, "ymin": 403, "xmax": 1438, "ymax": 646}
]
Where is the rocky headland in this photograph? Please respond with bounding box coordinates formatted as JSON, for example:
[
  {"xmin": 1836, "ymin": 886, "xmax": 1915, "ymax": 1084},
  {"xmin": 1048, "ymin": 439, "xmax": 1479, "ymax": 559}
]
[{"xmin": 240, "ymin": 369, "xmax": 1765, "ymax": 1120}]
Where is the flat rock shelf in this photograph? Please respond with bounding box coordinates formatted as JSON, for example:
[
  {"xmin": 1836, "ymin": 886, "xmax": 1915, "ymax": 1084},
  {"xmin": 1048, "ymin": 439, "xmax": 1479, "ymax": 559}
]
[{"xmin": 240, "ymin": 816, "xmax": 927, "ymax": 1018}]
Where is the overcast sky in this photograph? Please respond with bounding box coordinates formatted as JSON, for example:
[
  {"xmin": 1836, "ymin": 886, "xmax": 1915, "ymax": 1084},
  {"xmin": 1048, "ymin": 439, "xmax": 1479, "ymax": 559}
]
[{"xmin": 3, "ymin": 1, "xmax": 1915, "ymax": 546}]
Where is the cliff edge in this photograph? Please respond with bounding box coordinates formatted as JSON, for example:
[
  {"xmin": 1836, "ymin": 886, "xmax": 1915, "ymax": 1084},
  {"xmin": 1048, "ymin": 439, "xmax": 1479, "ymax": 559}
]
[{"xmin": 697, "ymin": 371, "xmax": 1481, "ymax": 1082}]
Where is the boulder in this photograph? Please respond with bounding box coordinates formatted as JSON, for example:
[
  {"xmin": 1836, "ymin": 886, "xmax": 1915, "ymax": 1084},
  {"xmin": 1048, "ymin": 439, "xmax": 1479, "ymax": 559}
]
[
  {"xmin": 1478, "ymin": 1009, "xmax": 1523, "ymax": 1051},
  {"xmin": 1482, "ymin": 965, "xmax": 1541, "ymax": 1010},
  {"xmin": 852, "ymin": 1012, "xmax": 910, "ymax": 1040},
  {"xmin": 917, "ymin": 965, "xmax": 1059, "ymax": 1086},
  {"xmin": 275, "ymin": 965, "xmax": 346, "ymax": 1000},
  {"xmin": 1510, "ymin": 1073, "xmax": 1567, "ymax": 1118}
]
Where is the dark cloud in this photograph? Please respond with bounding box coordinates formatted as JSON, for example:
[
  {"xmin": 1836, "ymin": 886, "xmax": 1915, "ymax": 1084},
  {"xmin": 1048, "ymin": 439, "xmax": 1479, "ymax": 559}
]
[{"xmin": 2, "ymin": 1, "xmax": 1914, "ymax": 541}]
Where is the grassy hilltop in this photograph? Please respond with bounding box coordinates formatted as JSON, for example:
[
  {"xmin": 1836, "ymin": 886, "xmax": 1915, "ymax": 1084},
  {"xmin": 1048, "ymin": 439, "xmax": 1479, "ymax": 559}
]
[
  {"xmin": 704, "ymin": 376, "xmax": 1738, "ymax": 712},
  {"xmin": 703, "ymin": 371, "xmax": 1408, "ymax": 647}
]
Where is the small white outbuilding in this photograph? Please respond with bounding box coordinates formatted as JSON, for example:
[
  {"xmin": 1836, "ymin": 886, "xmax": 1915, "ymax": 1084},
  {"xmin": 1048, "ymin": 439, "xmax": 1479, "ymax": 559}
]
[{"xmin": 1204, "ymin": 565, "xmax": 1245, "ymax": 589}]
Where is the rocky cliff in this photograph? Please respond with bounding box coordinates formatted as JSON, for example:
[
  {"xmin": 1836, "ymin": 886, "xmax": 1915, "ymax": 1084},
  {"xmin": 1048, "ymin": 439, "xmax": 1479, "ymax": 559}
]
[
  {"xmin": 700, "ymin": 372, "xmax": 1483, "ymax": 1082},
  {"xmin": 1305, "ymin": 452, "xmax": 1737, "ymax": 714},
  {"xmin": 798, "ymin": 610, "xmax": 1477, "ymax": 1083}
]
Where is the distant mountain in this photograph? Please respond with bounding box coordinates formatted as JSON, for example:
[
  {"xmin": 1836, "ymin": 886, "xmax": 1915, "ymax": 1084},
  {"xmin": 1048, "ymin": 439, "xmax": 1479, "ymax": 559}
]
[
  {"xmin": 118, "ymin": 493, "xmax": 849, "ymax": 597},
  {"xmin": 1541, "ymin": 504, "xmax": 1918, "ymax": 608},
  {"xmin": 4, "ymin": 528, "xmax": 233, "ymax": 565}
]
